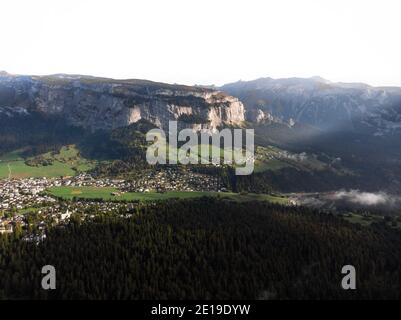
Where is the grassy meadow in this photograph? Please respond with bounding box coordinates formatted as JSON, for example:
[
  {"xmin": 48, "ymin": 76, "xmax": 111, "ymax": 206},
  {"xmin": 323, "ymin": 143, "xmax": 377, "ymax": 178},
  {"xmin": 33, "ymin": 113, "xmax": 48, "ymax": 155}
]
[
  {"xmin": 48, "ymin": 186, "xmax": 289, "ymax": 204},
  {"xmin": 0, "ymin": 145, "xmax": 96, "ymax": 179}
]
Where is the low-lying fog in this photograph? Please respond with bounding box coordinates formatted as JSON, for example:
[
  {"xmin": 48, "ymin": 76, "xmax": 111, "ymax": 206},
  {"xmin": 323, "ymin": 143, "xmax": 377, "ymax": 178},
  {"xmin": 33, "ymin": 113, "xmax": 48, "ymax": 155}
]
[{"xmin": 291, "ymin": 190, "xmax": 401, "ymax": 214}]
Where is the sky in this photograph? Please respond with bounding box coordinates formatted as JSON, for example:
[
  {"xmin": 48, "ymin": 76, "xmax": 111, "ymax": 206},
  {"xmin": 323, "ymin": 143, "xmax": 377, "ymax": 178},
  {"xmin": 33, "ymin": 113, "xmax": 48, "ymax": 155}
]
[{"xmin": 0, "ymin": 0, "xmax": 400, "ymax": 87}]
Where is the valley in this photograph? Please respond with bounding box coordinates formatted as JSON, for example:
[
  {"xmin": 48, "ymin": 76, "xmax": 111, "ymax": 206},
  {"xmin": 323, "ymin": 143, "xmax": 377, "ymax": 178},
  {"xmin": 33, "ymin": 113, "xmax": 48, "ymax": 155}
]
[
  {"xmin": 0, "ymin": 172, "xmax": 287, "ymax": 237},
  {"xmin": 1, "ymin": 72, "xmax": 401, "ymax": 300},
  {"xmin": 3, "ymin": 0, "xmax": 401, "ymax": 303}
]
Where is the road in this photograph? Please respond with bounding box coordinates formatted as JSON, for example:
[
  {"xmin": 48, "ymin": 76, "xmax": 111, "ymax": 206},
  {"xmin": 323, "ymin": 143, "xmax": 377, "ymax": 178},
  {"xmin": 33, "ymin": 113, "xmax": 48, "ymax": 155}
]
[{"xmin": 7, "ymin": 163, "xmax": 12, "ymax": 179}]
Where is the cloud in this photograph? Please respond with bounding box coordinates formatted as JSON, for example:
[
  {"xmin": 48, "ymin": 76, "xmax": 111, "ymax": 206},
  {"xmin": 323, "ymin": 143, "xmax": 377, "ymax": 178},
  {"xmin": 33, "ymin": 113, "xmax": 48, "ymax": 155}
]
[{"xmin": 331, "ymin": 190, "xmax": 396, "ymax": 206}]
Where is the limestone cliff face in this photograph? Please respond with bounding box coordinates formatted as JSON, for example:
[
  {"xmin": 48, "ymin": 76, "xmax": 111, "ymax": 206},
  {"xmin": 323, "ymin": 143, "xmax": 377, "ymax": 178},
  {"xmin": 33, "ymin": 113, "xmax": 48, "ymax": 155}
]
[
  {"xmin": 124, "ymin": 91, "xmax": 244, "ymax": 130},
  {"xmin": 206, "ymin": 96, "xmax": 245, "ymax": 128},
  {"xmin": 0, "ymin": 73, "xmax": 245, "ymax": 131}
]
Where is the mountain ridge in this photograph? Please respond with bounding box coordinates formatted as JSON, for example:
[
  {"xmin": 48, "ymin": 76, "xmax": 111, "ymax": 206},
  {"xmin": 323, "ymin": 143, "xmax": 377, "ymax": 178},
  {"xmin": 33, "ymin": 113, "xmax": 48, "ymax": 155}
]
[
  {"xmin": 0, "ymin": 72, "xmax": 245, "ymax": 131},
  {"xmin": 220, "ymin": 76, "xmax": 401, "ymax": 135}
]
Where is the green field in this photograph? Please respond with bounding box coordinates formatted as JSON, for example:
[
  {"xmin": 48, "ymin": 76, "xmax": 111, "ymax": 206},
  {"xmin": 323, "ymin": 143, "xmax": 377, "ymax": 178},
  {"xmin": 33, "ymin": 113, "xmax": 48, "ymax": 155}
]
[
  {"xmin": 0, "ymin": 145, "xmax": 96, "ymax": 179},
  {"xmin": 253, "ymin": 145, "xmax": 332, "ymax": 173},
  {"xmin": 0, "ymin": 160, "xmax": 76, "ymax": 179},
  {"xmin": 149, "ymin": 137, "xmax": 232, "ymax": 163},
  {"xmin": 48, "ymin": 186, "xmax": 289, "ymax": 204},
  {"xmin": 254, "ymin": 159, "xmax": 290, "ymax": 172},
  {"xmin": 343, "ymin": 212, "xmax": 378, "ymax": 227},
  {"xmin": 343, "ymin": 212, "xmax": 401, "ymax": 230}
]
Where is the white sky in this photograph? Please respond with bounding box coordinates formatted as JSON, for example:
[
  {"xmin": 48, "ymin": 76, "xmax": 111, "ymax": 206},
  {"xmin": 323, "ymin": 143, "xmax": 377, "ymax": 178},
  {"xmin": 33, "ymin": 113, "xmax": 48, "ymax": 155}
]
[{"xmin": 0, "ymin": 0, "xmax": 400, "ymax": 87}]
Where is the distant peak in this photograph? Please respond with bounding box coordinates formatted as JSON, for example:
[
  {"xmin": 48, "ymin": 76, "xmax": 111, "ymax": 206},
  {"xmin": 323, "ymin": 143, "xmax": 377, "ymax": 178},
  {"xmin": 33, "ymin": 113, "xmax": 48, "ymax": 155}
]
[{"xmin": 309, "ymin": 76, "xmax": 330, "ymax": 83}]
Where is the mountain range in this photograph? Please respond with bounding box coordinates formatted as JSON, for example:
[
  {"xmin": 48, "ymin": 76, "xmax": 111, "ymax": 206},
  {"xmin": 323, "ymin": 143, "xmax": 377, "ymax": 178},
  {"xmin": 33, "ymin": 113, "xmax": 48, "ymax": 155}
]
[
  {"xmin": 2, "ymin": 71, "xmax": 401, "ymax": 135},
  {"xmin": 221, "ymin": 76, "xmax": 401, "ymax": 135},
  {"xmin": 1, "ymin": 72, "xmax": 401, "ymax": 193}
]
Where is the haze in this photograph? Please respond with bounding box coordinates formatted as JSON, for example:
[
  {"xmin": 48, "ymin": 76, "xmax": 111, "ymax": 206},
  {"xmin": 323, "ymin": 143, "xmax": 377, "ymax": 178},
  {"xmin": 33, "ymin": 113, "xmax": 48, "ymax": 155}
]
[{"xmin": 1, "ymin": 0, "xmax": 400, "ymax": 87}]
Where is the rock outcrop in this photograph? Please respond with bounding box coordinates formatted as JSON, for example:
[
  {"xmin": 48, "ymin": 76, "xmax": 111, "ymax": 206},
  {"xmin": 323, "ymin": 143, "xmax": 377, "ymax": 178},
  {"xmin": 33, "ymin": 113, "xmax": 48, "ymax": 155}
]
[{"xmin": 248, "ymin": 108, "xmax": 274, "ymax": 123}]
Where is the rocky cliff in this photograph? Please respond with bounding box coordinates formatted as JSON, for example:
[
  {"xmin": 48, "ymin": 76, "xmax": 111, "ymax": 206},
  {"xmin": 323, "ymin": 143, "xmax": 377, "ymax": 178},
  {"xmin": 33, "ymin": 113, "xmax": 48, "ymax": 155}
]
[{"xmin": 0, "ymin": 73, "xmax": 245, "ymax": 131}]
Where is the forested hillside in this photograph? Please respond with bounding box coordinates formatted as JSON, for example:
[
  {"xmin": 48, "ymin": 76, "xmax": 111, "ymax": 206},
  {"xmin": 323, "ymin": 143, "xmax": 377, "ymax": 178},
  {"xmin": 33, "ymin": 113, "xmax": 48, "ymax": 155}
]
[{"xmin": 1, "ymin": 198, "xmax": 400, "ymax": 300}]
